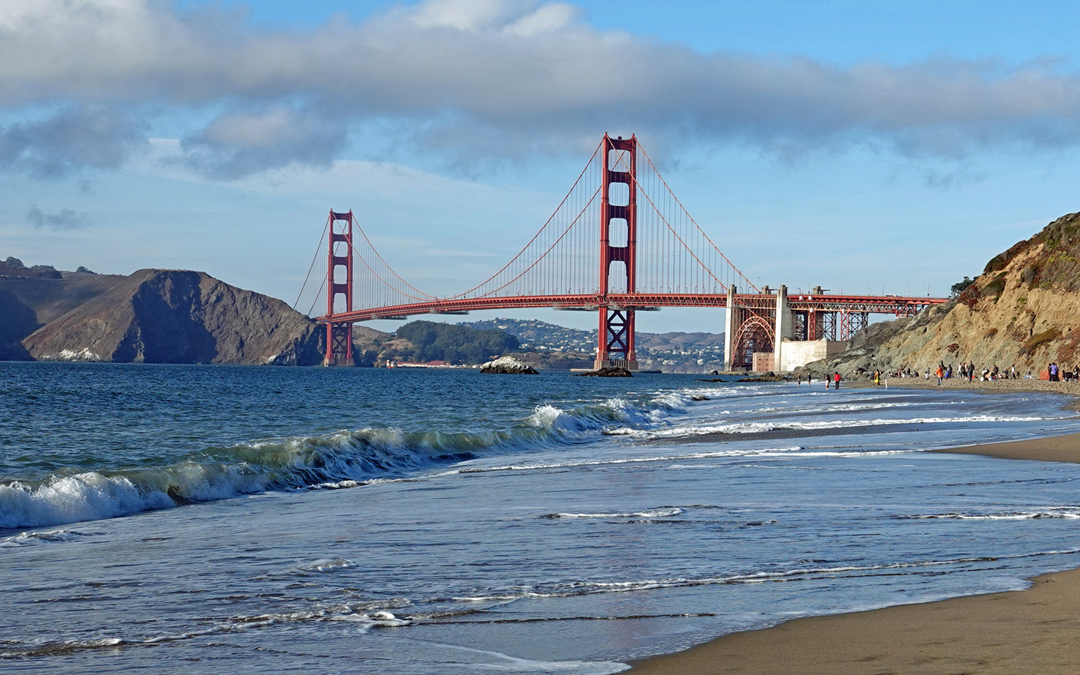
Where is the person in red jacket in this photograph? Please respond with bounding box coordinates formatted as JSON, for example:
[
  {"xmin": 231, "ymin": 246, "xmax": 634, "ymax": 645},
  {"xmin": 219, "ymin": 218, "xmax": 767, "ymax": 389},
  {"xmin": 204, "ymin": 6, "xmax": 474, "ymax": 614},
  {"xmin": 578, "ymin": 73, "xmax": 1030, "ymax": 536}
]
[{"xmin": 833, "ymin": 372, "xmax": 841, "ymax": 389}]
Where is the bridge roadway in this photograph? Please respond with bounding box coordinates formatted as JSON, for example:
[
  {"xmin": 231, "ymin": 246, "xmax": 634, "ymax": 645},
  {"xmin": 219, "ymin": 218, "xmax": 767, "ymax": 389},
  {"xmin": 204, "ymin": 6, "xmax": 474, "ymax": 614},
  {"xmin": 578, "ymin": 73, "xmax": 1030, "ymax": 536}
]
[{"xmin": 320, "ymin": 293, "xmax": 942, "ymax": 323}]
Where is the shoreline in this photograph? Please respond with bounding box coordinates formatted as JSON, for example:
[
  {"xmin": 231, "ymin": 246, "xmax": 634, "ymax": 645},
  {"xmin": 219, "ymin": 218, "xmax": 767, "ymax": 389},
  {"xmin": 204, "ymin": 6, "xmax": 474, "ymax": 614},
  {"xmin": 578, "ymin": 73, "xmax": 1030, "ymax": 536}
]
[
  {"xmin": 845, "ymin": 376, "xmax": 1080, "ymax": 410},
  {"xmin": 629, "ymin": 395, "xmax": 1080, "ymax": 674}
]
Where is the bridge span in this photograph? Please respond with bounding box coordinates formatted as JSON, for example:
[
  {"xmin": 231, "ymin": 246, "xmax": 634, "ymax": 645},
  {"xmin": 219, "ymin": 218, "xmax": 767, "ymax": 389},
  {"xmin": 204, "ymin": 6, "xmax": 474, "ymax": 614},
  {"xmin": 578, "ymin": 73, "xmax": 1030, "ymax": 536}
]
[{"xmin": 298, "ymin": 134, "xmax": 947, "ymax": 370}]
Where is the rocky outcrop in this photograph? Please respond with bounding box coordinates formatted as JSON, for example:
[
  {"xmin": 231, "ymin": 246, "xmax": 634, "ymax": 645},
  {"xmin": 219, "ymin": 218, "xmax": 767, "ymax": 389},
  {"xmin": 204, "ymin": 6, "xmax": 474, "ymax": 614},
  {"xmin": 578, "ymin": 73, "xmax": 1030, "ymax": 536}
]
[
  {"xmin": 804, "ymin": 212, "xmax": 1080, "ymax": 378},
  {"xmin": 573, "ymin": 366, "xmax": 633, "ymax": 377},
  {"xmin": 19, "ymin": 269, "xmax": 381, "ymax": 365},
  {"xmin": 738, "ymin": 372, "xmax": 789, "ymax": 382},
  {"xmin": 480, "ymin": 356, "xmax": 539, "ymax": 374}
]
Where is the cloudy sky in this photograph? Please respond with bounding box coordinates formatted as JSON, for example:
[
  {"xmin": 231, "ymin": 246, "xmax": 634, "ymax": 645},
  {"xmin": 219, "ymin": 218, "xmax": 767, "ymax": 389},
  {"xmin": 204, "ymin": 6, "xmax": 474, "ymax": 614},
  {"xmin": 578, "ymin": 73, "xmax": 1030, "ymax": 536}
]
[{"xmin": 2, "ymin": 0, "xmax": 1079, "ymax": 333}]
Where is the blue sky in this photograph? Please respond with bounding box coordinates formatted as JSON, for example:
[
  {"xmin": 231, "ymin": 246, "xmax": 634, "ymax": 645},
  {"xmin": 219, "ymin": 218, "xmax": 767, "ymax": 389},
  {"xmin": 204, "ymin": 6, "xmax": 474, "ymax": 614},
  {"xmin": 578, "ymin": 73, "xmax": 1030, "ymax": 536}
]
[{"xmin": 3, "ymin": 0, "xmax": 1080, "ymax": 334}]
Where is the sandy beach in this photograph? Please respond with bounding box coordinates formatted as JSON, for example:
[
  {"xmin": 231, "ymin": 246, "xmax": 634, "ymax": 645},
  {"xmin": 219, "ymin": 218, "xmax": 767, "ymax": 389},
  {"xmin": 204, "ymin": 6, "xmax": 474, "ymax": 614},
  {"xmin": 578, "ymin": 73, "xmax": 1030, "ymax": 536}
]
[{"xmin": 630, "ymin": 382, "xmax": 1080, "ymax": 674}]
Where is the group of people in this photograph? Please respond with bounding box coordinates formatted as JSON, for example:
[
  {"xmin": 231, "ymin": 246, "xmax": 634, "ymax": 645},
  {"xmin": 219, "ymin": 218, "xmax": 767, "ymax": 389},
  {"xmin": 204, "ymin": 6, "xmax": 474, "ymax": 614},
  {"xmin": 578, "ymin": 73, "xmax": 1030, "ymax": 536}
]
[
  {"xmin": 887, "ymin": 360, "xmax": 1080, "ymax": 384},
  {"xmin": 796, "ymin": 372, "xmax": 842, "ymax": 389},
  {"xmin": 795, "ymin": 360, "xmax": 1079, "ymax": 388},
  {"xmin": 934, "ymin": 361, "xmax": 1023, "ymax": 384},
  {"xmin": 1048, "ymin": 362, "xmax": 1080, "ymax": 381}
]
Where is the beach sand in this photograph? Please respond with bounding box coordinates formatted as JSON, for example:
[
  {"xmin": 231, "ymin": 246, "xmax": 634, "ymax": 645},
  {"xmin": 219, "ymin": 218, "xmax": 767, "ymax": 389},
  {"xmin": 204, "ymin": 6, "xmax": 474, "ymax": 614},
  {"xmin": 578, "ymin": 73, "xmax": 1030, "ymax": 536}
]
[{"xmin": 629, "ymin": 403, "xmax": 1080, "ymax": 674}]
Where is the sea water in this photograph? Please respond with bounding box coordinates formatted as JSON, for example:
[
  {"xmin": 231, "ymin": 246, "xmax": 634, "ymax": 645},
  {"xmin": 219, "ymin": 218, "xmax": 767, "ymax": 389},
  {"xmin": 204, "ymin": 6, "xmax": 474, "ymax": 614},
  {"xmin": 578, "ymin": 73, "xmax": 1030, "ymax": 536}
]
[{"xmin": 3, "ymin": 363, "xmax": 1080, "ymax": 673}]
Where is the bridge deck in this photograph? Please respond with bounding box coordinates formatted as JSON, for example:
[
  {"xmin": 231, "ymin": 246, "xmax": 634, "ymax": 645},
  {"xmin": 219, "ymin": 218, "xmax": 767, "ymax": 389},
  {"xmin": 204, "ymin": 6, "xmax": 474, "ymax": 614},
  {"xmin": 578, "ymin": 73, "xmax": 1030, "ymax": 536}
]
[{"xmin": 320, "ymin": 293, "xmax": 947, "ymax": 323}]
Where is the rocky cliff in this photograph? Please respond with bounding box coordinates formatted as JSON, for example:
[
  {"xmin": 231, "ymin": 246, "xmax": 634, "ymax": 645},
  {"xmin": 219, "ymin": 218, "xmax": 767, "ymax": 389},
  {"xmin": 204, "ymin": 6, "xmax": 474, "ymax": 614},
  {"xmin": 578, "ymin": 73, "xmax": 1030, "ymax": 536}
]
[
  {"xmin": 0, "ymin": 268, "xmax": 128, "ymax": 359},
  {"xmin": 806, "ymin": 211, "xmax": 1080, "ymax": 378},
  {"xmin": 17, "ymin": 269, "xmax": 386, "ymax": 365}
]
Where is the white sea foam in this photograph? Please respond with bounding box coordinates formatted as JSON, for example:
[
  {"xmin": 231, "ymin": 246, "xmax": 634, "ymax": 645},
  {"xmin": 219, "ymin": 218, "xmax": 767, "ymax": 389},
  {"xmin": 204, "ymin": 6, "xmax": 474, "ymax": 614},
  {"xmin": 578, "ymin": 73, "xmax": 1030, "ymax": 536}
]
[
  {"xmin": 909, "ymin": 509, "xmax": 1080, "ymax": 521},
  {"xmin": 544, "ymin": 508, "xmax": 684, "ymax": 519},
  {"xmin": 303, "ymin": 558, "xmax": 360, "ymax": 574},
  {"xmin": 445, "ymin": 551, "xmax": 1080, "ymax": 606},
  {"xmin": 0, "ymin": 527, "xmax": 84, "ymax": 547},
  {"xmin": 618, "ymin": 414, "xmax": 1056, "ymax": 440},
  {"xmin": 454, "ymin": 446, "xmax": 805, "ymax": 475},
  {"xmin": 328, "ymin": 610, "xmax": 411, "ymax": 627}
]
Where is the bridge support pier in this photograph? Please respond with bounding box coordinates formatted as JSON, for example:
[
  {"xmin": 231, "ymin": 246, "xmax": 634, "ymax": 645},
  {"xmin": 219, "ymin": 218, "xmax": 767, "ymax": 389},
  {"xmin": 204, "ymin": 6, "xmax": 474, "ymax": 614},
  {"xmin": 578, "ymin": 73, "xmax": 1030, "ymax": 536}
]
[
  {"xmin": 772, "ymin": 285, "xmax": 793, "ymax": 373},
  {"xmin": 324, "ymin": 210, "xmax": 355, "ymax": 367},
  {"xmin": 594, "ymin": 133, "xmax": 639, "ymax": 371},
  {"xmin": 595, "ymin": 307, "xmax": 637, "ymax": 371},
  {"xmin": 723, "ymin": 286, "xmax": 736, "ymax": 371}
]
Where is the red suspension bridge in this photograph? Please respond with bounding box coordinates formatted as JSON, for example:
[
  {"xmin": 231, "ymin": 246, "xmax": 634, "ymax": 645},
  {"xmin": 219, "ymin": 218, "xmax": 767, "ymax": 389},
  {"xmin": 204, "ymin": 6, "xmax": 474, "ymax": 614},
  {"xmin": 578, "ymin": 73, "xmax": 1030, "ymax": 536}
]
[{"xmin": 295, "ymin": 134, "xmax": 946, "ymax": 370}]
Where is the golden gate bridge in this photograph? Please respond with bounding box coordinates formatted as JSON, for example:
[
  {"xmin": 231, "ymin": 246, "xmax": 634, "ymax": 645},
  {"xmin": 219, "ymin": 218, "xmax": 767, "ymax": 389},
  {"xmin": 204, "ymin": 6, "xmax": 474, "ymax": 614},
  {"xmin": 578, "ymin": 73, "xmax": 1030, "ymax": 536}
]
[{"xmin": 295, "ymin": 134, "xmax": 946, "ymax": 370}]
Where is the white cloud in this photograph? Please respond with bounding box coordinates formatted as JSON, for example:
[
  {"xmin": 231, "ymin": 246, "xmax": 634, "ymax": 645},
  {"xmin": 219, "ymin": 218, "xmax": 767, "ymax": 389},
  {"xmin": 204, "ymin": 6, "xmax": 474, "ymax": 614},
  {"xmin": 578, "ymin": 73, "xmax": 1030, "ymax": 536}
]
[{"xmin": 1, "ymin": 0, "xmax": 1079, "ymax": 179}]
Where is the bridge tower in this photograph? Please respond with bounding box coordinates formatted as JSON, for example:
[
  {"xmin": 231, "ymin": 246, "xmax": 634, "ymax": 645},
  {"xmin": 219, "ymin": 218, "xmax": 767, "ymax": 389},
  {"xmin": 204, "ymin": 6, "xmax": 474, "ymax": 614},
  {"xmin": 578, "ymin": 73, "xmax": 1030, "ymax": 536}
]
[
  {"xmin": 595, "ymin": 134, "xmax": 638, "ymax": 371},
  {"xmin": 325, "ymin": 210, "xmax": 354, "ymax": 366}
]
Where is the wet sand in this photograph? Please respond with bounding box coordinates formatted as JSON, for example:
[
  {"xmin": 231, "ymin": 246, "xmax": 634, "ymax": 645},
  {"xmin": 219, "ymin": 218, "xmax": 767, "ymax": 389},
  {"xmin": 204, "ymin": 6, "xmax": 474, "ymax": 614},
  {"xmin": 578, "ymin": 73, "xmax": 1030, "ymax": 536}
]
[{"xmin": 630, "ymin": 412, "xmax": 1080, "ymax": 674}]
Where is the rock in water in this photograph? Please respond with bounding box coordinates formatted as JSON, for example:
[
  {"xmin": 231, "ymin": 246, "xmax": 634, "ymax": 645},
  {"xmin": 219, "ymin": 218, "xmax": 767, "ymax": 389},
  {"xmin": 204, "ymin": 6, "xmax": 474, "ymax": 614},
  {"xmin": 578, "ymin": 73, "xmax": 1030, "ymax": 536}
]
[
  {"xmin": 574, "ymin": 366, "xmax": 633, "ymax": 377},
  {"xmin": 738, "ymin": 374, "xmax": 789, "ymax": 382},
  {"xmin": 480, "ymin": 356, "xmax": 538, "ymax": 374}
]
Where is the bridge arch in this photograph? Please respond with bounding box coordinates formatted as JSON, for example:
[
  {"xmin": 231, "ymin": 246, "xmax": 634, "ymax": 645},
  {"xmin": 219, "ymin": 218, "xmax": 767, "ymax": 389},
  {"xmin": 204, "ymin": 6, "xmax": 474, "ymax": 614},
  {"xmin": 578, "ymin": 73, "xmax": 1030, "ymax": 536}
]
[{"xmin": 731, "ymin": 314, "xmax": 775, "ymax": 370}]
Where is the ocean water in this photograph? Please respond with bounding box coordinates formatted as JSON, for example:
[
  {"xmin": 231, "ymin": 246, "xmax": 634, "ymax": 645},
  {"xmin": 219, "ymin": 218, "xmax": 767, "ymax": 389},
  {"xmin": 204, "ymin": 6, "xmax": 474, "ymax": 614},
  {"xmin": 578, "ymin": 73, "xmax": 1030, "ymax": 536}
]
[{"xmin": 4, "ymin": 363, "xmax": 1080, "ymax": 673}]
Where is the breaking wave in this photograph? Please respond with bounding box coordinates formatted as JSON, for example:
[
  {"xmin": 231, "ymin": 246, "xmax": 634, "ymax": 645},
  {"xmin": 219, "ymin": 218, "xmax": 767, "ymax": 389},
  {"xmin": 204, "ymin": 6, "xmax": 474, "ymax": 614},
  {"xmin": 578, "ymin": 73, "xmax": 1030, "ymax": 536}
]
[{"xmin": 0, "ymin": 390, "xmax": 699, "ymax": 531}]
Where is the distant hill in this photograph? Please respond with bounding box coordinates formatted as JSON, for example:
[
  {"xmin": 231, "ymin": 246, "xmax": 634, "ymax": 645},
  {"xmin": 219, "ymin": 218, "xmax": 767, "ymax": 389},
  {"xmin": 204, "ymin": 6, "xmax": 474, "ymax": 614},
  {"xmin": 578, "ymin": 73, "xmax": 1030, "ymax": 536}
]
[
  {"xmin": 460, "ymin": 318, "xmax": 596, "ymax": 352},
  {"xmin": 459, "ymin": 317, "xmax": 725, "ymax": 372},
  {"xmin": 3, "ymin": 263, "xmax": 387, "ymax": 365},
  {"xmin": 380, "ymin": 320, "xmax": 519, "ymax": 364}
]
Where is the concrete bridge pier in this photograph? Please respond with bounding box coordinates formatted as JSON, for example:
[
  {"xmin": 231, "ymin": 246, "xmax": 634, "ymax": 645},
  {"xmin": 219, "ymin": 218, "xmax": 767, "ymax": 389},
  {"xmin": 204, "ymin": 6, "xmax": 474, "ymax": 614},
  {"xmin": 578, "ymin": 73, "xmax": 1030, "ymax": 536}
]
[
  {"xmin": 772, "ymin": 285, "xmax": 793, "ymax": 372},
  {"xmin": 723, "ymin": 285, "xmax": 737, "ymax": 372}
]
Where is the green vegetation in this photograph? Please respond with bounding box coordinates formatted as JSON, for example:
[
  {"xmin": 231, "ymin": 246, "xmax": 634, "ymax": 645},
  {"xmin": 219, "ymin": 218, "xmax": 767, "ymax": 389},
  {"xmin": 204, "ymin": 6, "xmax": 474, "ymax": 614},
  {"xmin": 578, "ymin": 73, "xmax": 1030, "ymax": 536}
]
[
  {"xmin": 393, "ymin": 320, "xmax": 519, "ymax": 364},
  {"xmin": 983, "ymin": 272, "xmax": 1007, "ymax": 299},
  {"xmin": 1019, "ymin": 327, "xmax": 1062, "ymax": 357},
  {"xmin": 1058, "ymin": 327, "xmax": 1080, "ymax": 364},
  {"xmin": 1040, "ymin": 212, "xmax": 1080, "ymax": 251},
  {"xmin": 949, "ymin": 276, "xmax": 975, "ymax": 298}
]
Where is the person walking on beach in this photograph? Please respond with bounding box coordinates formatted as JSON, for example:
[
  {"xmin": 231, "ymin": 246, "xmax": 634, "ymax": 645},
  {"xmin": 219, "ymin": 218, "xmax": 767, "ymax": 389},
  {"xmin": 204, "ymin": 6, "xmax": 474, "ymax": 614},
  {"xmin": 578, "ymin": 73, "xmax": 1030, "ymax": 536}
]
[
  {"xmin": 935, "ymin": 364, "xmax": 944, "ymax": 385},
  {"xmin": 833, "ymin": 372, "xmax": 841, "ymax": 390}
]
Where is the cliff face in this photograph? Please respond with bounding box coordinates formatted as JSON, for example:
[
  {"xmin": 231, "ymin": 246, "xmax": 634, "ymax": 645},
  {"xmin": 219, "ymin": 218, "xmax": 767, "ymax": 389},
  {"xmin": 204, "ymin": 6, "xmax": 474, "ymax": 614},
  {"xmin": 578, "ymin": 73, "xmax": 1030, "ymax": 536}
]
[
  {"xmin": 809, "ymin": 212, "xmax": 1080, "ymax": 377},
  {"xmin": 19, "ymin": 269, "xmax": 384, "ymax": 366},
  {"xmin": 0, "ymin": 271, "xmax": 127, "ymax": 360}
]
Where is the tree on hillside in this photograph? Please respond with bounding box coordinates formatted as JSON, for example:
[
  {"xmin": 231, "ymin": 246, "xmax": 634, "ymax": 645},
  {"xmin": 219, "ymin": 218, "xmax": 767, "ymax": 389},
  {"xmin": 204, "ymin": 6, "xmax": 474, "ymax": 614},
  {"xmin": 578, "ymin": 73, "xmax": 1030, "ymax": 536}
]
[{"xmin": 950, "ymin": 276, "xmax": 975, "ymax": 298}]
